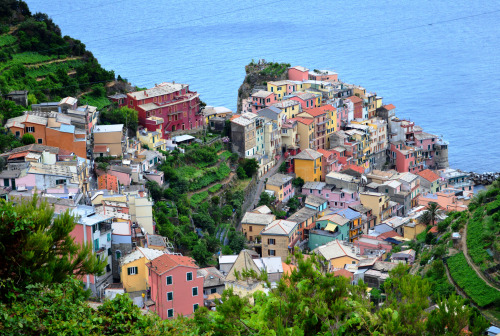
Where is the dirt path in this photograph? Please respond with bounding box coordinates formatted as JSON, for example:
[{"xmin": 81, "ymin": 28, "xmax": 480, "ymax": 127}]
[
  {"xmin": 187, "ymin": 171, "xmax": 236, "ymax": 196},
  {"xmin": 462, "ymin": 221, "xmax": 500, "ymax": 291},
  {"xmin": 248, "ymin": 156, "xmax": 285, "ymax": 211},
  {"xmin": 25, "ymin": 56, "xmax": 82, "ymax": 68}
]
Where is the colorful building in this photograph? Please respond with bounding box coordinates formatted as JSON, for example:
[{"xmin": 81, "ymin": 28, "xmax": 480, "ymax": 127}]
[
  {"xmin": 302, "ymin": 181, "xmax": 361, "ymax": 210},
  {"xmin": 291, "ymin": 117, "xmax": 315, "ymax": 150},
  {"xmin": 416, "ymin": 169, "xmax": 441, "ymax": 194},
  {"xmin": 126, "ymin": 82, "xmax": 203, "ymax": 139},
  {"xmin": 261, "ymin": 219, "xmax": 299, "ymax": 261},
  {"xmin": 292, "ymin": 148, "xmax": 322, "ymax": 182},
  {"xmin": 251, "ymin": 90, "xmax": 277, "ymax": 113},
  {"xmin": 267, "ymin": 80, "xmax": 297, "ymax": 100},
  {"xmin": 265, "ymin": 173, "xmax": 294, "ymax": 203},
  {"xmin": 98, "ymin": 173, "xmax": 119, "ymax": 192},
  {"xmin": 147, "ymin": 254, "xmax": 204, "ymax": 319},
  {"xmin": 288, "ymin": 65, "xmax": 309, "ymax": 81},
  {"xmin": 313, "ymin": 240, "xmax": 361, "ymax": 271},
  {"xmin": 120, "ymin": 247, "xmax": 165, "ymax": 294},
  {"xmin": 240, "ymin": 211, "xmax": 276, "ymax": 242},
  {"xmin": 359, "ymin": 192, "xmax": 391, "ymax": 224},
  {"xmin": 272, "ymin": 99, "xmax": 301, "ymax": 119}
]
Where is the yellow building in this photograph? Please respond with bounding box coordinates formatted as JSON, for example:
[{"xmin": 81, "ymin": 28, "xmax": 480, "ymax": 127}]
[
  {"xmin": 359, "ymin": 192, "xmax": 390, "ymax": 224},
  {"xmin": 120, "ymin": 247, "xmax": 165, "ymax": 293},
  {"xmin": 265, "ymin": 173, "xmax": 294, "ymax": 203},
  {"xmin": 403, "ymin": 221, "xmax": 426, "ymax": 240},
  {"xmin": 272, "ymin": 99, "xmax": 301, "ymax": 119},
  {"xmin": 314, "ymin": 240, "xmax": 361, "ymax": 271},
  {"xmin": 137, "ymin": 126, "xmax": 166, "ymax": 152},
  {"xmin": 204, "ymin": 106, "xmax": 233, "ymax": 124},
  {"xmin": 267, "ymin": 80, "xmax": 296, "ymax": 100},
  {"xmin": 293, "ymin": 148, "xmax": 322, "ymax": 182},
  {"xmin": 294, "ymin": 118, "xmax": 315, "ymax": 150}
]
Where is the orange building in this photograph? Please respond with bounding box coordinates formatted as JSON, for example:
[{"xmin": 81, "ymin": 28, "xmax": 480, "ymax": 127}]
[
  {"xmin": 5, "ymin": 113, "xmax": 87, "ymax": 158},
  {"xmin": 98, "ymin": 174, "xmax": 119, "ymax": 192}
]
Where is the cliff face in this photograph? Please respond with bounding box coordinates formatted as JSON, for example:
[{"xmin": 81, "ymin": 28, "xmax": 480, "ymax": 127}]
[{"xmin": 236, "ymin": 60, "xmax": 290, "ymax": 113}]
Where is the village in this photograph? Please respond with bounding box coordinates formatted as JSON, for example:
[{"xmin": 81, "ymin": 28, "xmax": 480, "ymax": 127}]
[{"xmin": 1, "ymin": 63, "xmax": 499, "ymax": 332}]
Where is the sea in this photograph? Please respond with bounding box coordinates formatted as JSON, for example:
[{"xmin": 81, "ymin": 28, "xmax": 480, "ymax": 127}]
[{"xmin": 27, "ymin": 0, "xmax": 500, "ymax": 173}]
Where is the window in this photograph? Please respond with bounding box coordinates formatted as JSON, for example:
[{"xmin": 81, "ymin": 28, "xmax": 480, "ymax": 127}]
[
  {"xmin": 37, "ymin": 138, "xmax": 42, "ymax": 144},
  {"xmin": 107, "ymin": 233, "xmax": 111, "ymax": 241},
  {"xmin": 93, "ymin": 238, "xmax": 99, "ymax": 251},
  {"xmin": 167, "ymin": 309, "xmax": 174, "ymax": 318},
  {"xmin": 15, "ymin": 131, "xmax": 20, "ymax": 137},
  {"xmin": 249, "ymin": 226, "xmax": 252, "ymax": 232},
  {"xmin": 210, "ymin": 288, "xmax": 217, "ymax": 294},
  {"xmin": 187, "ymin": 272, "xmax": 193, "ymax": 281},
  {"xmin": 3, "ymin": 179, "xmax": 9, "ymax": 187},
  {"xmin": 166, "ymin": 275, "xmax": 173, "ymax": 285},
  {"xmin": 55, "ymin": 179, "xmax": 66, "ymax": 185},
  {"xmin": 127, "ymin": 266, "xmax": 138, "ymax": 275},
  {"xmin": 268, "ymin": 238, "xmax": 276, "ymax": 245},
  {"xmin": 269, "ymin": 249, "xmax": 276, "ymax": 256},
  {"xmin": 115, "ymin": 250, "xmax": 121, "ymax": 259},
  {"xmin": 193, "ymin": 304, "xmax": 199, "ymax": 312},
  {"xmin": 26, "ymin": 126, "xmax": 35, "ymax": 133},
  {"xmin": 192, "ymin": 287, "xmax": 198, "ymax": 296},
  {"xmin": 167, "ymin": 292, "xmax": 173, "ymax": 301}
]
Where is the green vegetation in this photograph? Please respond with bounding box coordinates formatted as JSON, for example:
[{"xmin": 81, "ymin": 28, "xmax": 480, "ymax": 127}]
[
  {"xmin": 0, "ymin": 196, "xmax": 104, "ymax": 300},
  {"xmin": 190, "ymin": 191, "xmax": 209, "ymax": 208},
  {"xmin": 99, "ymin": 106, "xmax": 138, "ymax": 133},
  {"xmin": 208, "ymin": 183, "xmax": 222, "ymax": 193},
  {"xmin": 259, "ymin": 61, "xmax": 291, "ymax": 77},
  {"xmin": 0, "ymin": 2, "xmax": 116, "ymax": 103},
  {"xmin": 218, "ymin": 150, "xmax": 232, "ymax": 160},
  {"xmin": 20, "ymin": 132, "xmax": 34, "ymax": 144},
  {"xmin": 424, "ymin": 260, "xmax": 455, "ymax": 301},
  {"xmin": 447, "ymin": 252, "xmax": 500, "ymax": 307}
]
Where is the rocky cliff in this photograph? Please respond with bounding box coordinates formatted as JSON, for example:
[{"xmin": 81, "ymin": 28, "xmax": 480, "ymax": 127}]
[{"xmin": 236, "ymin": 60, "xmax": 290, "ymax": 113}]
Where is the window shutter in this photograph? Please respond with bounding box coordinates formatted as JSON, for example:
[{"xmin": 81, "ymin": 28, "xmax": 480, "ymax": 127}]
[{"xmin": 127, "ymin": 267, "xmax": 131, "ymax": 275}]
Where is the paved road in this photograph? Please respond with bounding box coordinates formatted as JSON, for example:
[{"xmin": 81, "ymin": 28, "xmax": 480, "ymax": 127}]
[
  {"xmin": 462, "ymin": 221, "xmax": 500, "ymax": 291},
  {"xmin": 248, "ymin": 156, "xmax": 286, "ymax": 211}
]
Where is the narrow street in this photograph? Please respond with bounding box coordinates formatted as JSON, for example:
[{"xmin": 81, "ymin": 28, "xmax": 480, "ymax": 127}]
[{"xmin": 248, "ymin": 156, "xmax": 285, "ymax": 210}]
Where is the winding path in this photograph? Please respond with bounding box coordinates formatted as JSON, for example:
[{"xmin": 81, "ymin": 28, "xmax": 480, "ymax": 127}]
[
  {"xmin": 248, "ymin": 156, "xmax": 286, "ymax": 211},
  {"xmin": 462, "ymin": 221, "xmax": 500, "ymax": 291}
]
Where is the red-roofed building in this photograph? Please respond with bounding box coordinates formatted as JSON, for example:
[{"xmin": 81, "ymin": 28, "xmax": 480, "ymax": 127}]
[
  {"xmin": 298, "ymin": 106, "xmax": 330, "ymax": 150},
  {"xmin": 346, "ymin": 96, "xmax": 363, "ymax": 119},
  {"xmin": 341, "ymin": 164, "xmax": 364, "ymax": 176},
  {"xmin": 147, "ymin": 254, "xmax": 203, "ymax": 319},
  {"xmin": 417, "ymin": 169, "xmax": 441, "ymax": 193},
  {"xmin": 333, "ymin": 269, "xmax": 354, "ymax": 282}
]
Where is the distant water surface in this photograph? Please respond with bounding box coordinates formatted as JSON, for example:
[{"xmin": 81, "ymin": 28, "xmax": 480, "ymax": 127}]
[{"xmin": 27, "ymin": 0, "xmax": 500, "ymax": 172}]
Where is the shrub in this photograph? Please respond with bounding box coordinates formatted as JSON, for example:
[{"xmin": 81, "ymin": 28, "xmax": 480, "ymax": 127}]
[
  {"xmin": 21, "ymin": 133, "xmax": 35, "ymax": 145},
  {"xmin": 208, "ymin": 184, "xmax": 222, "ymax": 193},
  {"xmin": 190, "ymin": 191, "xmax": 209, "ymax": 208}
]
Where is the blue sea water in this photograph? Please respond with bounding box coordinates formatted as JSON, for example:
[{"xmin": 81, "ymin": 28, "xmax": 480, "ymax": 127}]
[{"xmin": 27, "ymin": 0, "xmax": 500, "ymax": 173}]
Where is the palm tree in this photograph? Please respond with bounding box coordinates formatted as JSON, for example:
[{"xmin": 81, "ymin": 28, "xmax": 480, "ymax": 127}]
[
  {"xmin": 419, "ymin": 211, "xmax": 431, "ymax": 226},
  {"xmin": 425, "ymin": 202, "xmax": 441, "ymax": 226}
]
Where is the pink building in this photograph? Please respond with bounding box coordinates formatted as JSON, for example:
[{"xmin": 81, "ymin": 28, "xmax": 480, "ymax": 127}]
[
  {"xmin": 251, "ymin": 91, "xmax": 277, "ymax": 113},
  {"xmin": 108, "ymin": 166, "xmax": 132, "ymax": 186},
  {"xmin": 289, "ymin": 92, "xmax": 319, "ymax": 109},
  {"xmin": 390, "ymin": 143, "xmax": 424, "ymax": 174},
  {"xmin": 288, "ymin": 66, "xmax": 309, "ymax": 81},
  {"xmin": 418, "ymin": 188, "xmax": 468, "ymax": 212},
  {"xmin": 308, "ymin": 70, "xmax": 338, "ymax": 82},
  {"xmin": 316, "ymin": 149, "xmax": 340, "ymax": 180},
  {"xmin": 357, "ymin": 235, "xmax": 393, "ymax": 255},
  {"xmin": 126, "ymin": 82, "xmax": 203, "ymax": 140},
  {"xmin": 302, "ymin": 181, "xmax": 361, "ymax": 209},
  {"xmin": 147, "ymin": 254, "xmax": 204, "ymax": 319}
]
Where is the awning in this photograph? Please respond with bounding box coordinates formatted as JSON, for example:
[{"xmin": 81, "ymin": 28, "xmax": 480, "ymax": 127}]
[{"xmin": 325, "ymin": 223, "xmax": 338, "ymax": 232}]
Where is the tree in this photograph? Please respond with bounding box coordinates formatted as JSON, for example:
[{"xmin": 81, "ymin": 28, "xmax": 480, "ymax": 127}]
[
  {"xmin": 146, "ymin": 181, "xmax": 163, "ymax": 202},
  {"xmin": 426, "ymin": 294, "xmax": 479, "ymax": 335},
  {"xmin": 191, "ymin": 240, "xmax": 212, "ymax": 267},
  {"xmin": 239, "ymin": 158, "xmax": 259, "ymax": 177},
  {"xmin": 227, "ymin": 230, "xmax": 246, "ymax": 254},
  {"xmin": 21, "ymin": 133, "xmax": 35, "ymax": 145},
  {"xmin": 0, "ymin": 196, "xmax": 105, "ymax": 299},
  {"xmin": 236, "ymin": 166, "xmax": 247, "ymax": 179},
  {"xmin": 287, "ymin": 196, "xmax": 301, "ymax": 213},
  {"xmin": 99, "ymin": 107, "xmax": 138, "ymax": 134},
  {"xmin": 424, "ymin": 202, "xmax": 440, "ymax": 226},
  {"xmin": 0, "ymin": 98, "xmax": 24, "ymax": 122},
  {"xmin": 257, "ymin": 191, "xmax": 275, "ymax": 207},
  {"xmin": 278, "ymin": 162, "xmax": 286, "ymax": 173},
  {"xmin": 292, "ymin": 176, "xmax": 304, "ymax": 189}
]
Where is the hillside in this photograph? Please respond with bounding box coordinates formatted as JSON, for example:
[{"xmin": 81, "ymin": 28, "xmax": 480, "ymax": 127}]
[
  {"xmin": 236, "ymin": 60, "xmax": 290, "ymax": 112},
  {"xmin": 0, "ymin": 1, "xmax": 120, "ymax": 114}
]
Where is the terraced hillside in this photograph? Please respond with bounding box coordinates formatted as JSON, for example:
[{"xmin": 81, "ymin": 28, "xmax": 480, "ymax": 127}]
[{"xmin": 0, "ymin": 1, "xmax": 116, "ymax": 109}]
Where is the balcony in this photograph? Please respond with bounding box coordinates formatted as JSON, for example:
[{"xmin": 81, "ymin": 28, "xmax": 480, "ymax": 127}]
[{"xmin": 145, "ymin": 116, "xmax": 164, "ymax": 125}]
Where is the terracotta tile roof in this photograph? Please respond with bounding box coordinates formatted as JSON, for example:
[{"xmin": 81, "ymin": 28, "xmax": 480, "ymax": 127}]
[
  {"xmin": 383, "ymin": 104, "xmax": 396, "ymax": 110},
  {"xmin": 346, "ymin": 95, "xmax": 363, "ymax": 104},
  {"xmin": 378, "ymin": 230, "xmax": 402, "ymax": 239},
  {"xmin": 318, "ymin": 104, "xmax": 336, "ymax": 111},
  {"xmin": 341, "ymin": 164, "xmax": 364, "ymax": 174},
  {"xmin": 289, "ymin": 117, "xmax": 313, "ymax": 125},
  {"xmin": 58, "ymin": 148, "xmax": 74, "ymax": 156},
  {"xmin": 303, "ymin": 106, "xmax": 328, "ymax": 117},
  {"xmin": 417, "ymin": 169, "xmax": 440, "ymax": 182},
  {"xmin": 93, "ymin": 145, "xmax": 108, "ymax": 153},
  {"xmin": 333, "ymin": 269, "xmax": 354, "ymax": 280},
  {"xmin": 316, "ymin": 148, "xmax": 333, "ymax": 157},
  {"xmin": 148, "ymin": 254, "xmax": 199, "ymax": 275},
  {"xmin": 282, "ymin": 262, "xmax": 297, "ymax": 276},
  {"xmin": 428, "ymin": 226, "xmax": 438, "ymax": 234}
]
